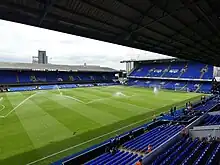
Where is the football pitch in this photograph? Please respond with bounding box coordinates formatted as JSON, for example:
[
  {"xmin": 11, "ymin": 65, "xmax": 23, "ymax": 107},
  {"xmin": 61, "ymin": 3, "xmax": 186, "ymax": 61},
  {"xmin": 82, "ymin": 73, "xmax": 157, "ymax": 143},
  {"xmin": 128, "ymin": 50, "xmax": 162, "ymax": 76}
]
[{"xmin": 0, "ymin": 86, "xmax": 203, "ymax": 165}]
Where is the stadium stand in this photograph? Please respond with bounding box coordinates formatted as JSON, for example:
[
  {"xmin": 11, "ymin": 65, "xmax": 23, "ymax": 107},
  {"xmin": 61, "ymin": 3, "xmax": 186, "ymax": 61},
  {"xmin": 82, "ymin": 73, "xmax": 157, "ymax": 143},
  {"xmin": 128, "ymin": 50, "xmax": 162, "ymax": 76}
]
[
  {"xmin": 3, "ymin": 70, "xmax": 116, "ymax": 84},
  {"xmin": 84, "ymin": 151, "xmax": 143, "ymax": 165},
  {"xmin": 0, "ymin": 62, "xmax": 119, "ymax": 92},
  {"xmin": 127, "ymin": 59, "xmax": 213, "ymax": 93},
  {"xmin": 129, "ymin": 60, "xmax": 213, "ymax": 80},
  {"xmin": 52, "ymin": 94, "xmax": 220, "ymax": 165},
  {"xmin": 151, "ymin": 137, "xmax": 220, "ymax": 165},
  {"xmin": 1, "ymin": 61, "xmax": 218, "ymax": 165},
  {"xmin": 201, "ymin": 114, "xmax": 220, "ymax": 126},
  {"xmin": 122, "ymin": 125, "xmax": 183, "ymax": 152},
  {"xmin": 2, "ymin": 1, "xmax": 220, "ymax": 164}
]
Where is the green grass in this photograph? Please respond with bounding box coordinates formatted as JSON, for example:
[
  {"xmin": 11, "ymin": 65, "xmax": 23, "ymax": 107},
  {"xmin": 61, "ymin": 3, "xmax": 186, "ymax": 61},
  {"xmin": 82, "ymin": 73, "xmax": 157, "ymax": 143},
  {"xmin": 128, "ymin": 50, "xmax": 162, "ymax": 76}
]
[{"xmin": 0, "ymin": 86, "xmax": 203, "ymax": 165}]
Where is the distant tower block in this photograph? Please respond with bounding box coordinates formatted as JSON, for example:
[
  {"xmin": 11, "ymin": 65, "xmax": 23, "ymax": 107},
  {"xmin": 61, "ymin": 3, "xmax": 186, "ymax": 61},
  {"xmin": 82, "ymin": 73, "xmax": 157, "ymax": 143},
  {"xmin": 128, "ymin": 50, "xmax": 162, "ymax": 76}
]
[
  {"xmin": 32, "ymin": 50, "xmax": 48, "ymax": 64},
  {"xmin": 38, "ymin": 50, "xmax": 48, "ymax": 64}
]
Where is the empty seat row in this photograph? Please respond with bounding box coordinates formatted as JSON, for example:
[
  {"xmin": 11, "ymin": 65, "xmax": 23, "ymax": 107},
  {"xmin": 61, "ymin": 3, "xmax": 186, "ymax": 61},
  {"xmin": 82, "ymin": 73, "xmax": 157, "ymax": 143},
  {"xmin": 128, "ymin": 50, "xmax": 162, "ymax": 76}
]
[
  {"xmin": 123, "ymin": 125, "xmax": 183, "ymax": 152},
  {"xmin": 84, "ymin": 150, "xmax": 142, "ymax": 165},
  {"xmin": 151, "ymin": 137, "xmax": 220, "ymax": 165},
  {"xmin": 203, "ymin": 115, "xmax": 220, "ymax": 125},
  {"xmin": 0, "ymin": 70, "xmax": 116, "ymax": 84},
  {"xmin": 8, "ymin": 83, "xmax": 118, "ymax": 92},
  {"xmin": 206, "ymin": 143, "xmax": 220, "ymax": 165}
]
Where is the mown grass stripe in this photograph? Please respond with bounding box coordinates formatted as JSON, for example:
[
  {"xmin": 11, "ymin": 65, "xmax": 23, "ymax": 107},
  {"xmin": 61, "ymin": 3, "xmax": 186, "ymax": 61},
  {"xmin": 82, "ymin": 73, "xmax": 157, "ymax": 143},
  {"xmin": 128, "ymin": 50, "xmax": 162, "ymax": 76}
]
[
  {"xmin": 49, "ymin": 94, "xmax": 120, "ymax": 125},
  {"xmin": 10, "ymin": 93, "xmax": 73, "ymax": 149},
  {"xmin": 0, "ymin": 93, "xmax": 36, "ymax": 161},
  {"xmin": 35, "ymin": 93, "xmax": 102, "ymax": 133},
  {"xmin": 0, "ymin": 87, "xmax": 204, "ymax": 165},
  {"xmin": 26, "ymin": 94, "xmax": 203, "ymax": 165}
]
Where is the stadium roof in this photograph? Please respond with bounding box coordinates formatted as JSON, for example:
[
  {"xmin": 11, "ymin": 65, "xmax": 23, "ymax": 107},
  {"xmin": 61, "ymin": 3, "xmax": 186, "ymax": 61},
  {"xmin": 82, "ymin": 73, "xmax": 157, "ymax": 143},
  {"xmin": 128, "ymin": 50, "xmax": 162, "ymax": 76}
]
[
  {"xmin": 0, "ymin": 0, "xmax": 220, "ymax": 65},
  {"xmin": 120, "ymin": 57, "xmax": 178, "ymax": 63},
  {"xmin": 0, "ymin": 62, "xmax": 118, "ymax": 72}
]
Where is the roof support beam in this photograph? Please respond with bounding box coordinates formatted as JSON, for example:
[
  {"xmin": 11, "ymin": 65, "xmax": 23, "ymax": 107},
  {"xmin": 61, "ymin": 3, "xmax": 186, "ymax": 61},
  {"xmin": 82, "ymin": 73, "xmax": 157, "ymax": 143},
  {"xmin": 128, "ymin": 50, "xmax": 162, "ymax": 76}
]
[
  {"xmin": 118, "ymin": 0, "xmax": 219, "ymax": 57},
  {"xmin": 184, "ymin": 0, "xmax": 219, "ymax": 34},
  {"xmin": 1, "ymin": 1, "xmax": 182, "ymax": 53},
  {"xmin": 181, "ymin": 0, "xmax": 220, "ymax": 47},
  {"xmin": 117, "ymin": 0, "xmax": 202, "ymax": 34},
  {"xmin": 38, "ymin": 0, "xmax": 57, "ymax": 26},
  {"xmin": 36, "ymin": 1, "xmax": 194, "ymax": 54},
  {"xmin": 46, "ymin": 1, "xmax": 198, "ymax": 55},
  {"xmin": 0, "ymin": 0, "xmax": 219, "ymax": 64},
  {"xmin": 0, "ymin": 1, "xmax": 118, "ymax": 36},
  {"xmin": 119, "ymin": 4, "xmax": 156, "ymax": 41},
  {"xmin": 52, "ymin": 4, "xmax": 124, "ymax": 33},
  {"xmin": 79, "ymin": 0, "xmax": 207, "ymax": 56},
  {"xmin": 116, "ymin": 0, "xmax": 216, "ymax": 58},
  {"xmin": 145, "ymin": 0, "xmax": 218, "ymax": 58}
]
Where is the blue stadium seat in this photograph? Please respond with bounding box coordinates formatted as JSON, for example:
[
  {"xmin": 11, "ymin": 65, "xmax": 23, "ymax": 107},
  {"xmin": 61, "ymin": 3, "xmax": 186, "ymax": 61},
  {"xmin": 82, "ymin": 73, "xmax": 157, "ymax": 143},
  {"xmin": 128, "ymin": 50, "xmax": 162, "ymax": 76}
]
[
  {"xmin": 128, "ymin": 61, "xmax": 213, "ymax": 93},
  {"xmin": 0, "ymin": 70, "xmax": 117, "ymax": 85}
]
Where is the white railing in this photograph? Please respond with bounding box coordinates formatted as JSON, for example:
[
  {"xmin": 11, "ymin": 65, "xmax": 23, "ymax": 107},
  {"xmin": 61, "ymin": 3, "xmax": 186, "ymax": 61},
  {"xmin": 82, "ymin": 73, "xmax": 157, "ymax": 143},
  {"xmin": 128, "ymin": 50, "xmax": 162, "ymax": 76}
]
[{"xmin": 128, "ymin": 76, "xmax": 212, "ymax": 82}]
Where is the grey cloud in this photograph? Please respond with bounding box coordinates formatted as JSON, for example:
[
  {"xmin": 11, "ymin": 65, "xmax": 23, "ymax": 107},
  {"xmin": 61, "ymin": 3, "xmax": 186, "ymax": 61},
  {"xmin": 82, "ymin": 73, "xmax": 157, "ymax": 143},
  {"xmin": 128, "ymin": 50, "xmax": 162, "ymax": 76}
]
[{"xmin": 0, "ymin": 19, "xmax": 171, "ymax": 70}]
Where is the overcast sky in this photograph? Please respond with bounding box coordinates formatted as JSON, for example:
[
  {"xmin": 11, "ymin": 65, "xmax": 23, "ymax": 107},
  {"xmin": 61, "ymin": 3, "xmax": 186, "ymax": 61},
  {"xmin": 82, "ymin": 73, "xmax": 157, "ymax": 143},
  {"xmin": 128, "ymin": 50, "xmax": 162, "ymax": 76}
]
[{"xmin": 0, "ymin": 19, "xmax": 172, "ymax": 70}]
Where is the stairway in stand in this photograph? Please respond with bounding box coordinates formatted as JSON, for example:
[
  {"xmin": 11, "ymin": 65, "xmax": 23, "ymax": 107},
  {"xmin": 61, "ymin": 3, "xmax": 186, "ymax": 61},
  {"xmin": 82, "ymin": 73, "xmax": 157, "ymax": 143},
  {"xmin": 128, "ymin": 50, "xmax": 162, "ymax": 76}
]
[
  {"xmin": 178, "ymin": 63, "xmax": 188, "ymax": 78},
  {"xmin": 16, "ymin": 73, "xmax": 20, "ymax": 83},
  {"xmin": 200, "ymin": 64, "xmax": 208, "ymax": 79},
  {"xmin": 161, "ymin": 64, "xmax": 171, "ymax": 77},
  {"xmin": 180, "ymin": 83, "xmax": 188, "ymax": 91},
  {"xmin": 178, "ymin": 72, "xmax": 184, "ymax": 78},
  {"xmin": 90, "ymin": 76, "xmax": 94, "ymax": 80},
  {"xmin": 30, "ymin": 75, "xmax": 36, "ymax": 82},
  {"xmin": 69, "ymin": 76, "xmax": 74, "ymax": 81},
  {"xmin": 195, "ymin": 84, "xmax": 202, "ymax": 92},
  {"xmin": 199, "ymin": 72, "xmax": 205, "ymax": 79}
]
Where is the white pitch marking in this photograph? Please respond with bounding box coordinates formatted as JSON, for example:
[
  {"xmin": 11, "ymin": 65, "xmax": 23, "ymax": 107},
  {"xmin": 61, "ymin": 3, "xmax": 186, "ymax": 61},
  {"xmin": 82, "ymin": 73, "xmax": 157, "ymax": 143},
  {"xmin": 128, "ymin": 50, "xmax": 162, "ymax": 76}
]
[
  {"xmin": 0, "ymin": 104, "xmax": 5, "ymax": 112},
  {"xmin": 85, "ymin": 95, "xmax": 152, "ymax": 111},
  {"xmin": 26, "ymin": 108, "xmax": 166, "ymax": 165},
  {"xmin": 86, "ymin": 94, "xmax": 136, "ymax": 105},
  {"xmin": 1, "ymin": 93, "xmax": 37, "ymax": 118},
  {"xmin": 85, "ymin": 97, "xmax": 111, "ymax": 104},
  {"xmin": 61, "ymin": 95, "xmax": 85, "ymax": 104},
  {"xmin": 25, "ymin": 94, "xmax": 174, "ymax": 165}
]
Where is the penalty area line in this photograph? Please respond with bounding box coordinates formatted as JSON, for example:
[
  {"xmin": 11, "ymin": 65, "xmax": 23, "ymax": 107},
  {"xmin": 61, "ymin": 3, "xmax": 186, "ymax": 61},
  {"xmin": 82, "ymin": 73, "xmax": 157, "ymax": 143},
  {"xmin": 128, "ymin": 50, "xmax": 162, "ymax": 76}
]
[
  {"xmin": 2, "ymin": 93, "xmax": 37, "ymax": 118},
  {"xmin": 61, "ymin": 95, "xmax": 85, "ymax": 104},
  {"xmin": 57, "ymin": 93, "xmax": 137, "ymax": 105},
  {"xmin": 85, "ymin": 94, "xmax": 136, "ymax": 105}
]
